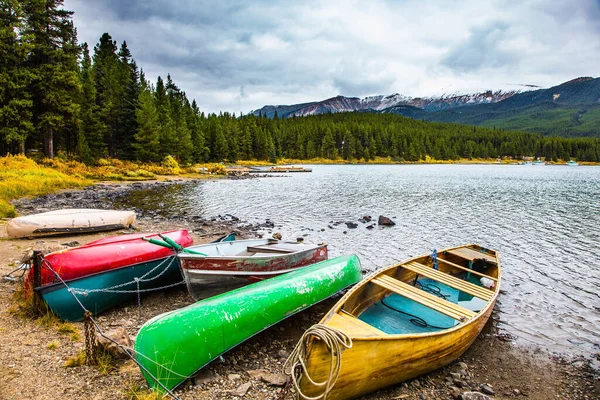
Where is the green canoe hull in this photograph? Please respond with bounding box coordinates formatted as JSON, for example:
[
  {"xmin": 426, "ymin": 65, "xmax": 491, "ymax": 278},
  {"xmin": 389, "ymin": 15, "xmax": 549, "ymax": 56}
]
[
  {"xmin": 134, "ymin": 254, "xmax": 362, "ymax": 391},
  {"xmin": 36, "ymin": 257, "xmax": 182, "ymax": 322}
]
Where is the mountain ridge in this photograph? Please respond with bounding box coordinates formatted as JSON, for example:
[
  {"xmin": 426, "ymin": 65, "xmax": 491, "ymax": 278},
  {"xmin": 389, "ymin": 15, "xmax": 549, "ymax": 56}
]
[{"xmin": 251, "ymin": 77, "xmax": 600, "ymax": 137}]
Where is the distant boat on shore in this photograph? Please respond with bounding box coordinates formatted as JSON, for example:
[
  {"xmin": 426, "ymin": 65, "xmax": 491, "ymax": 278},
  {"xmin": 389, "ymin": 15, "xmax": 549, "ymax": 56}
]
[
  {"xmin": 566, "ymin": 160, "xmax": 579, "ymax": 166},
  {"xmin": 532, "ymin": 160, "xmax": 545, "ymax": 165},
  {"xmin": 248, "ymin": 165, "xmax": 312, "ymax": 173}
]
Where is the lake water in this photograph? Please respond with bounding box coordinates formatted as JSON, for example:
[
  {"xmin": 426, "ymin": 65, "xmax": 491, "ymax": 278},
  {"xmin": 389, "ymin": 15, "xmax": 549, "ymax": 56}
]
[{"xmin": 123, "ymin": 164, "xmax": 600, "ymax": 359}]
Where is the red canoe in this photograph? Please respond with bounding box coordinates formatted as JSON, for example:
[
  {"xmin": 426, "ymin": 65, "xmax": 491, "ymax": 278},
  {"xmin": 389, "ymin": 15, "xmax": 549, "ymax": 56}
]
[{"xmin": 25, "ymin": 229, "xmax": 193, "ymax": 291}]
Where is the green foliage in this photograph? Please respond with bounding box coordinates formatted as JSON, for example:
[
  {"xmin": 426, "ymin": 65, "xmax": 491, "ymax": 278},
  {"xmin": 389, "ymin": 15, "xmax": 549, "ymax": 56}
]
[
  {"xmin": 0, "ymin": 0, "xmax": 33, "ymax": 154},
  {"xmin": 133, "ymin": 85, "xmax": 161, "ymax": 162}
]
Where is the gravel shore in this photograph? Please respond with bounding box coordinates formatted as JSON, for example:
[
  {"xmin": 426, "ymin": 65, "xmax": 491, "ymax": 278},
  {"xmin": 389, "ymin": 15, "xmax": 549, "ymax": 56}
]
[{"xmin": 0, "ymin": 180, "xmax": 598, "ymax": 400}]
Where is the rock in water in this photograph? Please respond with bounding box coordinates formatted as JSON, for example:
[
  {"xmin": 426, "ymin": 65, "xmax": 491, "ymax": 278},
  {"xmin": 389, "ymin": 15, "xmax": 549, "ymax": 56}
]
[
  {"xmin": 378, "ymin": 215, "xmax": 396, "ymax": 226},
  {"xmin": 95, "ymin": 327, "xmax": 132, "ymax": 359},
  {"xmin": 272, "ymin": 232, "xmax": 282, "ymax": 240},
  {"xmin": 345, "ymin": 222, "xmax": 358, "ymax": 229}
]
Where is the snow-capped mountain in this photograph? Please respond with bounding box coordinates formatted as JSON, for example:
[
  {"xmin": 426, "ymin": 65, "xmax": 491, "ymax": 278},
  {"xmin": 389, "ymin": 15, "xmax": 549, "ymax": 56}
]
[{"xmin": 251, "ymin": 89, "xmax": 534, "ymax": 118}]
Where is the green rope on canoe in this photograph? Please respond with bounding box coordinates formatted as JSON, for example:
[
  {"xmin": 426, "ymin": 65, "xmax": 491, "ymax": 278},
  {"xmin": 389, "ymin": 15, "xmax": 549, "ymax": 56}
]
[
  {"xmin": 141, "ymin": 237, "xmax": 208, "ymax": 256},
  {"xmin": 284, "ymin": 324, "xmax": 352, "ymax": 400}
]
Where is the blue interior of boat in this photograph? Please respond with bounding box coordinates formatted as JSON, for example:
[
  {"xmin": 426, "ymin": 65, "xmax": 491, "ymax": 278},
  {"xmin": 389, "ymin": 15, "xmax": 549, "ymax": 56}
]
[{"xmin": 358, "ymin": 277, "xmax": 487, "ymax": 334}]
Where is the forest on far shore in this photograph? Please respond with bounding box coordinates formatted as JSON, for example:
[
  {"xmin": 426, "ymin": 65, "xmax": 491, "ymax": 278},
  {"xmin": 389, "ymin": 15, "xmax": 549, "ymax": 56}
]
[{"xmin": 2, "ymin": 1, "xmax": 600, "ymax": 164}]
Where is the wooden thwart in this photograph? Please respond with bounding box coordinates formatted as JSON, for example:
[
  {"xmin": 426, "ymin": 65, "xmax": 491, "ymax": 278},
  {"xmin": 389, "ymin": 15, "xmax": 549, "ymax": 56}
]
[
  {"xmin": 372, "ymin": 274, "xmax": 475, "ymax": 322},
  {"xmin": 327, "ymin": 310, "xmax": 386, "ymax": 337},
  {"xmin": 447, "ymin": 247, "xmax": 497, "ymax": 265},
  {"xmin": 436, "ymin": 257, "xmax": 497, "ymax": 282},
  {"xmin": 403, "ymin": 261, "xmax": 494, "ymax": 301}
]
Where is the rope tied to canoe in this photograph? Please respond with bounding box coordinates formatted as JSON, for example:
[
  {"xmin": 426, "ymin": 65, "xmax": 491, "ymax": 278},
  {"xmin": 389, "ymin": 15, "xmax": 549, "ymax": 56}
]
[
  {"xmin": 284, "ymin": 324, "xmax": 352, "ymax": 400},
  {"xmin": 39, "ymin": 258, "xmax": 183, "ymax": 400}
]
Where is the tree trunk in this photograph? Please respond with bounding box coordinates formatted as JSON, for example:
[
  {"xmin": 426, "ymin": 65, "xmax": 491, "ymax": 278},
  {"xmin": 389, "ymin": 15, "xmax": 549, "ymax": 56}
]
[{"xmin": 46, "ymin": 129, "xmax": 54, "ymax": 159}]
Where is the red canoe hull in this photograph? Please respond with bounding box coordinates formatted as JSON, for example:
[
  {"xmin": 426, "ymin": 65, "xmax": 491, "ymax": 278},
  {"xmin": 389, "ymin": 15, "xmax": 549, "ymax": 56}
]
[{"xmin": 25, "ymin": 229, "xmax": 193, "ymax": 290}]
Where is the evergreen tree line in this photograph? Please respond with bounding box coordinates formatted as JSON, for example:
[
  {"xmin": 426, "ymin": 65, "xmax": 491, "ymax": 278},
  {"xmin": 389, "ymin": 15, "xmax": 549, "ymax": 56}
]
[{"xmin": 1, "ymin": 1, "xmax": 599, "ymax": 164}]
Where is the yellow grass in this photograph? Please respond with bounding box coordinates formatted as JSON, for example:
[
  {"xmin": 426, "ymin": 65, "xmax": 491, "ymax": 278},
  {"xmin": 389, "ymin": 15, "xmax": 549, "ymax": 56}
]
[
  {"xmin": 123, "ymin": 381, "xmax": 167, "ymax": 400},
  {"xmin": 64, "ymin": 351, "xmax": 86, "ymax": 368},
  {"xmin": 47, "ymin": 340, "xmax": 59, "ymax": 350},
  {"xmin": 0, "ymin": 155, "xmax": 91, "ymax": 218}
]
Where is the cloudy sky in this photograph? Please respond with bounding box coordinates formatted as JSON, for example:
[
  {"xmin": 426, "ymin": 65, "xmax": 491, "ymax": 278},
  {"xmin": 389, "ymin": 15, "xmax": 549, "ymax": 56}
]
[{"xmin": 64, "ymin": 0, "xmax": 600, "ymax": 114}]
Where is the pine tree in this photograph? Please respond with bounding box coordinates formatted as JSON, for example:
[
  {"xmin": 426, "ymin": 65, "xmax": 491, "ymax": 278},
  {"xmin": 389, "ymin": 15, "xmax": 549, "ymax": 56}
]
[
  {"xmin": 321, "ymin": 128, "xmax": 336, "ymax": 159},
  {"xmin": 188, "ymin": 100, "xmax": 208, "ymax": 162},
  {"xmin": 0, "ymin": 0, "xmax": 33, "ymax": 155},
  {"xmin": 133, "ymin": 80, "xmax": 160, "ymax": 162},
  {"xmin": 23, "ymin": 0, "xmax": 81, "ymax": 158},
  {"xmin": 155, "ymin": 75, "xmax": 173, "ymax": 157},
  {"xmin": 115, "ymin": 41, "xmax": 139, "ymax": 159},
  {"xmin": 78, "ymin": 42, "xmax": 106, "ymax": 160},
  {"xmin": 93, "ymin": 32, "xmax": 121, "ymax": 157}
]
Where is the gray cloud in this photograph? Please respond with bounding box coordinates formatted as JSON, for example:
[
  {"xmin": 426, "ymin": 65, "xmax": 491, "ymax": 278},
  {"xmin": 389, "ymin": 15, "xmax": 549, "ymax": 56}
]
[
  {"xmin": 440, "ymin": 23, "xmax": 518, "ymax": 73},
  {"xmin": 65, "ymin": 0, "xmax": 600, "ymax": 113}
]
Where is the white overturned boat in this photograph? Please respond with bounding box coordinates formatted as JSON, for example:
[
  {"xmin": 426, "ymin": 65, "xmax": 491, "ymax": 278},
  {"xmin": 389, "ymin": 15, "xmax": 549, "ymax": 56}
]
[
  {"xmin": 178, "ymin": 238, "xmax": 328, "ymax": 300},
  {"xmin": 6, "ymin": 209, "xmax": 136, "ymax": 238}
]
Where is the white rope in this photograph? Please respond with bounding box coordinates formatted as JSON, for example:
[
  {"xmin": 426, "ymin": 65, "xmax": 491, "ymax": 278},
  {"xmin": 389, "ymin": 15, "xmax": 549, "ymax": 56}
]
[
  {"xmin": 66, "ymin": 256, "xmax": 179, "ymax": 295},
  {"xmin": 283, "ymin": 324, "xmax": 352, "ymax": 400}
]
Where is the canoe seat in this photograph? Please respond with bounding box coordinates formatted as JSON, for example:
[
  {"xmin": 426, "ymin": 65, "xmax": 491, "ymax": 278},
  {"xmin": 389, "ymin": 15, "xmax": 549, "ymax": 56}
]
[
  {"xmin": 446, "ymin": 247, "xmax": 498, "ymax": 265},
  {"xmin": 371, "ymin": 274, "xmax": 476, "ymax": 322},
  {"xmin": 403, "ymin": 261, "xmax": 494, "ymax": 301},
  {"xmin": 436, "ymin": 257, "xmax": 497, "ymax": 282},
  {"xmin": 327, "ymin": 310, "xmax": 385, "ymax": 337},
  {"xmin": 246, "ymin": 245, "xmax": 295, "ymax": 254}
]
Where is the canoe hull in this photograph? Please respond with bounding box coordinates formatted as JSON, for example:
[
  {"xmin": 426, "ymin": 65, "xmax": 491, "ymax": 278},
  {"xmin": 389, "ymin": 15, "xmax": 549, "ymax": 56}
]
[
  {"xmin": 7, "ymin": 208, "xmax": 136, "ymax": 238},
  {"xmin": 297, "ymin": 244, "xmax": 501, "ymax": 400},
  {"xmin": 25, "ymin": 230, "xmax": 193, "ymax": 290},
  {"xmin": 134, "ymin": 254, "xmax": 362, "ymax": 391},
  {"xmin": 179, "ymin": 243, "xmax": 328, "ymax": 300},
  {"xmin": 36, "ymin": 257, "xmax": 183, "ymax": 321}
]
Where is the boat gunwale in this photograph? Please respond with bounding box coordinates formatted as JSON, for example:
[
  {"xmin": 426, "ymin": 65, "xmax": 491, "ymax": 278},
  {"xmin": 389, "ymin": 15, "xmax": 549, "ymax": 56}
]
[
  {"xmin": 181, "ymin": 266, "xmax": 307, "ymax": 276},
  {"xmin": 178, "ymin": 243, "xmax": 328, "ymax": 262},
  {"xmin": 321, "ymin": 243, "xmax": 501, "ymax": 341}
]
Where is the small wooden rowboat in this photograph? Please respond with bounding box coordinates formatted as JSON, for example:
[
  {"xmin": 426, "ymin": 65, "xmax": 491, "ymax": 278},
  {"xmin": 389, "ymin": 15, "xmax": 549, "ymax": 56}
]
[
  {"xmin": 178, "ymin": 238, "xmax": 328, "ymax": 300},
  {"xmin": 7, "ymin": 208, "xmax": 136, "ymax": 238},
  {"xmin": 285, "ymin": 244, "xmax": 501, "ymax": 400},
  {"xmin": 31, "ymin": 230, "xmax": 194, "ymax": 321},
  {"xmin": 135, "ymin": 254, "xmax": 362, "ymax": 392}
]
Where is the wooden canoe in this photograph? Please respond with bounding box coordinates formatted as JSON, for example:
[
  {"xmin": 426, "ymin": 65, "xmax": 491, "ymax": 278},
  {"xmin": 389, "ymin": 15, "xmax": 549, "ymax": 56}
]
[
  {"xmin": 6, "ymin": 208, "xmax": 136, "ymax": 238},
  {"xmin": 178, "ymin": 238, "xmax": 328, "ymax": 300},
  {"xmin": 287, "ymin": 244, "xmax": 501, "ymax": 400},
  {"xmin": 135, "ymin": 254, "xmax": 362, "ymax": 392}
]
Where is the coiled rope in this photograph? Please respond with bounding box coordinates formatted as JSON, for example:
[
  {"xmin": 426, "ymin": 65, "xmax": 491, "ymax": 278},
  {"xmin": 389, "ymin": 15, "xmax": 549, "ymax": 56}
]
[{"xmin": 284, "ymin": 324, "xmax": 352, "ymax": 400}]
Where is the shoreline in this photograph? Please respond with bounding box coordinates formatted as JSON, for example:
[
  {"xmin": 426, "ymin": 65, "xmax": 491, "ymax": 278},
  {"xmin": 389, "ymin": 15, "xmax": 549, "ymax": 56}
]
[{"xmin": 0, "ymin": 181, "xmax": 598, "ymax": 399}]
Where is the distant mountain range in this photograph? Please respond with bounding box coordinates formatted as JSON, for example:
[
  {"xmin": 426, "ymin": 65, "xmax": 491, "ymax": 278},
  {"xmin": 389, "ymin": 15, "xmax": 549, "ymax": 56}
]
[{"xmin": 251, "ymin": 77, "xmax": 600, "ymax": 137}]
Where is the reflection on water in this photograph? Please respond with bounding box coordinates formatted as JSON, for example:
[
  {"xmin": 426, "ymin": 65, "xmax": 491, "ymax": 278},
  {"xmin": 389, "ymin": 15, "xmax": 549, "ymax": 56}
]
[{"xmin": 120, "ymin": 164, "xmax": 600, "ymax": 359}]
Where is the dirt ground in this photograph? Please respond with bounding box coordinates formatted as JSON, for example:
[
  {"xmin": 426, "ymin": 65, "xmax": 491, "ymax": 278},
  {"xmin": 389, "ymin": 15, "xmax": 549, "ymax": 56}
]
[{"xmin": 0, "ymin": 185, "xmax": 598, "ymax": 400}]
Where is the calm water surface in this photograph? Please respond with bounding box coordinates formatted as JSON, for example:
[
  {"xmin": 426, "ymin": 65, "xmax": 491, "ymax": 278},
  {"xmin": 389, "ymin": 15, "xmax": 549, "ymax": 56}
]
[{"xmin": 124, "ymin": 165, "xmax": 600, "ymax": 359}]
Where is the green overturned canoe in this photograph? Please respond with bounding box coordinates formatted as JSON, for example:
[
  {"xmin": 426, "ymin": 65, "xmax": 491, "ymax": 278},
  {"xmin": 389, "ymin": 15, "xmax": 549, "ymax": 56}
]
[{"xmin": 134, "ymin": 254, "xmax": 362, "ymax": 391}]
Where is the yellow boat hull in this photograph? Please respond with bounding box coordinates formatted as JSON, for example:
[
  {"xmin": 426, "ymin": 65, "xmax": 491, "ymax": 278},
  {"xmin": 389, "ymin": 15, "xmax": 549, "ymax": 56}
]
[{"xmin": 295, "ymin": 244, "xmax": 501, "ymax": 400}]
